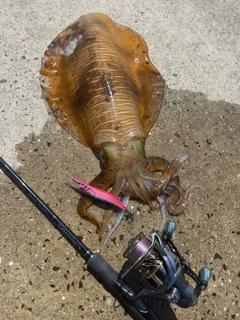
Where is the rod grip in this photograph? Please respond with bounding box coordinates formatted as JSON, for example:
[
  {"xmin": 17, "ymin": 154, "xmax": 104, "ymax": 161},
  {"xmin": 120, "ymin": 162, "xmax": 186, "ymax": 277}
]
[{"xmin": 87, "ymin": 253, "xmax": 118, "ymax": 288}]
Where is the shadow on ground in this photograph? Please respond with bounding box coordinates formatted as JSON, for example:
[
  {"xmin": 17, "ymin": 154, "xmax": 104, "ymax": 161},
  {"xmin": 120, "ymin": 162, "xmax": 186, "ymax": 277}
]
[{"xmin": 1, "ymin": 88, "xmax": 239, "ymax": 319}]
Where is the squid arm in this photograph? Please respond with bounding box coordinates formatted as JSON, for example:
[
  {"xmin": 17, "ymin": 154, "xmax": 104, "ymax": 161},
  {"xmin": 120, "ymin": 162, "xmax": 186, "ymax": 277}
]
[{"xmin": 101, "ymin": 195, "xmax": 131, "ymax": 243}]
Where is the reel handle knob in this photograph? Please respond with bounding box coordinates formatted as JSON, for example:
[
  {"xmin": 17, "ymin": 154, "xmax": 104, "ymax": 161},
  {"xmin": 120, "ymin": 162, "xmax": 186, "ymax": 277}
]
[
  {"xmin": 163, "ymin": 221, "xmax": 176, "ymax": 239},
  {"xmin": 199, "ymin": 267, "xmax": 212, "ymax": 290}
]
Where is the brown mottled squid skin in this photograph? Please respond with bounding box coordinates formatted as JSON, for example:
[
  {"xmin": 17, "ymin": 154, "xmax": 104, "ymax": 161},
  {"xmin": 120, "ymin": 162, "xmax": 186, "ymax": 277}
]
[{"xmin": 40, "ymin": 13, "xmax": 191, "ymax": 242}]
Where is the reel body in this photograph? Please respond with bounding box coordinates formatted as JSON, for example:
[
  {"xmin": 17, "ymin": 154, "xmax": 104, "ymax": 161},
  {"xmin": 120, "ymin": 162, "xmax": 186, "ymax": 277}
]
[{"xmin": 122, "ymin": 222, "xmax": 211, "ymax": 308}]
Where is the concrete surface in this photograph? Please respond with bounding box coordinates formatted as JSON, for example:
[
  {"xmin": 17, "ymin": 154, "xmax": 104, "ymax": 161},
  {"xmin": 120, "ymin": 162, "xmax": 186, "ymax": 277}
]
[{"xmin": 0, "ymin": 1, "xmax": 239, "ymax": 319}]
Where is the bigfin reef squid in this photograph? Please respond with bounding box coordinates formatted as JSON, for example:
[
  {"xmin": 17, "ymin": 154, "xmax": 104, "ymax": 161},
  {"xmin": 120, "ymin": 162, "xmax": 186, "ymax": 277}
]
[{"xmin": 40, "ymin": 13, "xmax": 191, "ymax": 242}]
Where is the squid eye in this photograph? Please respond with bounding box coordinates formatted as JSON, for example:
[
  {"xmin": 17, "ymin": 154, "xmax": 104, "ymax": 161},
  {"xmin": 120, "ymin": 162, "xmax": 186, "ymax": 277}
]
[
  {"xmin": 100, "ymin": 143, "xmax": 117, "ymax": 168},
  {"xmin": 129, "ymin": 137, "xmax": 145, "ymax": 157}
]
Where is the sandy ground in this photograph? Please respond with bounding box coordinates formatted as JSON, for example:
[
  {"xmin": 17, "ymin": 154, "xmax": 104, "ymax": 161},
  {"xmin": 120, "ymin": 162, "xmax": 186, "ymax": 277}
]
[{"xmin": 1, "ymin": 1, "xmax": 240, "ymax": 320}]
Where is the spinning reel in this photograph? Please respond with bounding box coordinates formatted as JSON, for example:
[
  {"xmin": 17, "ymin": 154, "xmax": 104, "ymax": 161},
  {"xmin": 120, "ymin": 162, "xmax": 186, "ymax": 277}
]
[{"xmin": 122, "ymin": 221, "xmax": 211, "ymax": 308}]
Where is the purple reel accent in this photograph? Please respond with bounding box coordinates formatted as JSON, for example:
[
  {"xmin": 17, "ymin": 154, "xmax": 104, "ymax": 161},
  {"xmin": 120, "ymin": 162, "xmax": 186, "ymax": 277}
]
[{"xmin": 127, "ymin": 236, "xmax": 152, "ymax": 264}]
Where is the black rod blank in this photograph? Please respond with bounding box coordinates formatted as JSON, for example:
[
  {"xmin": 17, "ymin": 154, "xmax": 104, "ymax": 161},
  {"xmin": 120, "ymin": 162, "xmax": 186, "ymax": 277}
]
[
  {"xmin": 0, "ymin": 156, "xmax": 92, "ymax": 260},
  {"xmin": 0, "ymin": 156, "xmax": 159, "ymax": 320}
]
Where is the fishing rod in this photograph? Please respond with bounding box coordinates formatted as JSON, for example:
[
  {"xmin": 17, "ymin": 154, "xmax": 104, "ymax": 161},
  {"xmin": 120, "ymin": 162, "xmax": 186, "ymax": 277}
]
[{"xmin": 0, "ymin": 156, "xmax": 211, "ymax": 319}]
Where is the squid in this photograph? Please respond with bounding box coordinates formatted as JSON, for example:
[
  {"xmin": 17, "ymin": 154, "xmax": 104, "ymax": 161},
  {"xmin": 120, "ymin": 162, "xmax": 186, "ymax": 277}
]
[{"xmin": 40, "ymin": 13, "xmax": 191, "ymax": 242}]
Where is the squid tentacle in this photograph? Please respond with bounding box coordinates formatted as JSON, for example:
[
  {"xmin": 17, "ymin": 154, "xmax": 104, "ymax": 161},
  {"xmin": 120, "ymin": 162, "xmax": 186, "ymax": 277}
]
[
  {"xmin": 163, "ymin": 183, "xmax": 193, "ymax": 215},
  {"xmin": 99, "ymin": 171, "xmax": 127, "ymax": 241},
  {"xmin": 148, "ymin": 154, "xmax": 188, "ymax": 195},
  {"xmin": 101, "ymin": 195, "xmax": 130, "ymax": 243},
  {"xmin": 157, "ymin": 195, "xmax": 168, "ymax": 233},
  {"xmin": 110, "ymin": 171, "xmax": 126, "ymax": 197},
  {"xmin": 138, "ymin": 167, "xmax": 160, "ymax": 182},
  {"xmin": 145, "ymin": 154, "xmax": 191, "ymax": 215},
  {"xmin": 127, "ymin": 169, "xmax": 153, "ymax": 207},
  {"xmin": 144, "ymin": 155, "xmax": 170, "ymax": 172}
]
